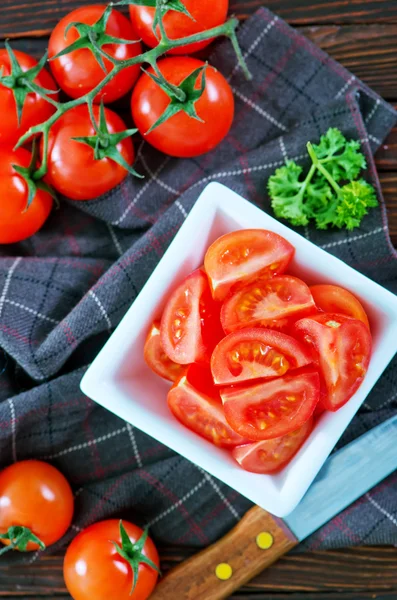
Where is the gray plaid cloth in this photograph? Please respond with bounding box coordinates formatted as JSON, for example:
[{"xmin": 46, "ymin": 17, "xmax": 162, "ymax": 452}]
[{"xmin": 0, "ymin": 8, "xmax": 396, "ymax": 564}]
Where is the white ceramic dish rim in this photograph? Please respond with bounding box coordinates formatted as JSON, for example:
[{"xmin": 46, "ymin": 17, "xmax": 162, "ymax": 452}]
[{"xmin": 81, "ymin": 182, "xmax": 397, "ymax": 517}]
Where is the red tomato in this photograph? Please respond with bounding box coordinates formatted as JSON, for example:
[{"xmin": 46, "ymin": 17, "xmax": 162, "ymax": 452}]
[
  {"xmin": 221, "ymin": 275, "xmax": 315, "ymax": 333},
  {"xmin": 220, "ymin": 371, "xmax": 320, "ymax": 441},
  {"xmin": 144, "ymin": 320, "xmax": 184, "ymax": 382},
  {"xmin": 0, "ymin": 147, "xmax": 53, "ymax": 244},
  {"xmin": 64, "ymin": 520, "xmax": 159, "ymax": 600},
  {"xmin": 310, "ymin": 284, "xmax": 370, "ymax": 329},
  {"xmin": 204, "ymin": 230, "xmax": 295, "ymax": 301},
  {"xmin": 0, "ymin": 50, "xmax": 58, "ymax": 147},
  {"xmin": 49, "ymin": 5, "xmax": 142, "ymax": 103},
  {"xmin": 129, "ymin": 0, "xmax": 229, "ymax": 55},
  {"xmin": 131, "ymin": 57, "xmax": 234, "ymax": 158},
  {"xmin": 0, "ymin": 460, "xmax": 74, "ymax": 551},
  {"xmin": 211, "ymin": 328, "xmax": 312, "ymax": 386},
  {"xmin": 168, "ymin": 364, "xmax": 250, "ymax": 447},
  {"xmin": 161, "ymin": 269, "xmax": 223, "ymax": 365},
  {"xmin": 232, "ymin": 418, "xmax": 313, "ymax": 474},
  {"xmin": 294, "ymin": 313, "xmax": 371, "ymax": 411},
  {"xmin": 45, "ymin": 105, "xmax": 135, "ymax": 200}
]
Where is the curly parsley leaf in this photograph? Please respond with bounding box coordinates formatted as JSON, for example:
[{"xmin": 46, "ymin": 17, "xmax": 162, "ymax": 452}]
[{"xmin": 267, "ymin": 128, "xmax": 377, "ymax": 231}]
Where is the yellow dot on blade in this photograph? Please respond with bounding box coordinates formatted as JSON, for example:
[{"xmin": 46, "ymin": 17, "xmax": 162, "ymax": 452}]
[
  {"xmin": 256, "ymin": 532, "xmax": 274, "ymax": 550},
  {"xmin": 215, "ymin": 563, "xmax": 233, "ymax": 581}
]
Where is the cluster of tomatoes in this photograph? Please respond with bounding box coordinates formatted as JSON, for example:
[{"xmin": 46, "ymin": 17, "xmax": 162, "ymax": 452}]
[
  {"xmin": 0, "ymin": 460, "xmax": 159, "ymax": 600},
  {"xmin": 0, "ymin": 1, "xmax": 232, "ymax": 244},
  {"xmin": 144, "ymin": 229, "xmax": 372, "ymax": 474}
]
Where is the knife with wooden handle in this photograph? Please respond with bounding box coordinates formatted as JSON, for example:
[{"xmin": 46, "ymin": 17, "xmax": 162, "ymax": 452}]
[{"xmin": 150, "ymin": 414, "xmax": 397, "ymax": 600}]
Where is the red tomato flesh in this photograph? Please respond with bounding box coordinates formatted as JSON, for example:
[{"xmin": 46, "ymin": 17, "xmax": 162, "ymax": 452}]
[
  {"xmin": 232, "ymin": 418, "xmax": 313, "ymax": 474},
  {"xmin": 204, "ymin": 229, "xmax": 295, "ymax": 301},
  {"xmin": 221, "ymin": 275, "xmax": 315, "ymax": 333},
  {"xmin": 144, "ymin": 321, "xmax": 184, "ymax": 382},
  {"xmin": 294, "ymin": 313, "xmax": 371, "ymax": 411},
  {"xmin": 161, "ymin": 269, "xmax": 222, "ymax": 365},
  {"xmin": 211, "ymin": 328, "xmax": 313, "ymax": 386},
  {"xmin": 168, "ymin": 365, "xmax": 250, "ymax": 447},
  {"xmin": 220, "ymin": 371, "xmax": 320, "ymax": 441},
  {"xmin": 310, "ymin": 284, "xmax": 370, "ymax": 329}
]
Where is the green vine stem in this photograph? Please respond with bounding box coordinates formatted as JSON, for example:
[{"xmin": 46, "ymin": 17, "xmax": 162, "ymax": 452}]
[{"xmin": 14, "ymin": 0, "xmax": 250, "ymax": 182}]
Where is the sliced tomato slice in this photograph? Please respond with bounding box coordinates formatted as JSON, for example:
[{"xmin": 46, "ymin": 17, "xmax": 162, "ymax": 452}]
[
  {"xmin": 232, "ymin": 418, "xmax": 313, "ymax": 474},
  {"xmin": 168, "ymin": 365, "xmax": 251, "ymax": 447},
  {"xmin": 220, "ymin": 371, "xmax": 319, "ymax": 441},
  {"xmin": 221, "ymin": 275, "xmax": 315, "ymax": 333},
  {"xmin": 211, "ymin": 328, "xmax": 313, "ymax": 385},
  {"xmin": 294, "ymin": 313, "xmax": 371, "ymax": 411},
  {"xmin": 204, "ymin": 229, "xmax": 295, "ymax": 301},
  {"xmin": 144, "ymin": 321, "xmax": 184, "ymax": 382},
  {"xmin": 161, "ymin": 269, "xmax": 222, "ymax": 364},
  {"xmin": 310, "ymin": 284, "xmax": 370, "ymax": 329}
]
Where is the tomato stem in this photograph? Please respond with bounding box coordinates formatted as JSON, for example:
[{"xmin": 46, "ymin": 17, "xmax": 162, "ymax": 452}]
[{"xmin": 0, "ymin": 526, "xmax": 46, "ymax": 556}]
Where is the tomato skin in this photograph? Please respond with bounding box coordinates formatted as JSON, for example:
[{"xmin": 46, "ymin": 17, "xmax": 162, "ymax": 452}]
[
  {"xmin": 0, "ymin": 147, "xmax": 53, "ymax": 244},
  {"xmin": 129, "ymin": 0, "xmax": 229, "ymax": 55},
  {"xmin": 221, "ymin": 275, "xmax": 315, "ymax": 333},
  {"xmin": 64, "ymin": 520, "xmax": 159, "ymax": 600},
  {"xmin": 45, "ymin": 105, "xmax": 135, "ymax": 200},
  {"xmin": 294, "ymin": 313, "xmax": 371, "ymax": 411},
  {"xmin": 161, "ymin": 269, "xmax": 222, "ymax": 365},
  {"xmin": 168, "ymin": 365, "xmax": 250, "ymax": 447},
  {"xmin": 204, "ymin": 229, "xmax": 295, "ymax": 301},
  {"xmin": 131, "ymin": 57, "xmax": 234, "ymax": 158},
  {"xmin": 0, "ymin": 50, "xmax": 58, "ymax": 147},
  {"xmin": 232, "ymin": 418, "xmax": 313, "ymax": 474},
  {"xmin": 144, "ymin": 320, "xmax": 184, "ymax": 382},
  {"xmin": 211, "ymin": 328, "xmax": 312, "ymax": 386},
  {"xmin": 0, "ymin": 460, "xmax": 74, "ymax": 550},
  {"xmin": 49, "ymin": 5, "xmax": 142, "ymax": 103},
  {"xmin": 220, "ymin": 371, "xmax": 320, "ymax": 441},
  {"xmin": 310, "ymin": 284, "xmax": 370, "ymax": 329}
]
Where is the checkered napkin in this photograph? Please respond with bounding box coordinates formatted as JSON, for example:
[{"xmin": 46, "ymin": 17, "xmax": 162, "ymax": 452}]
[{"xmin": 1, "ymin": 8, "xmax": 397, "ymax": 563}]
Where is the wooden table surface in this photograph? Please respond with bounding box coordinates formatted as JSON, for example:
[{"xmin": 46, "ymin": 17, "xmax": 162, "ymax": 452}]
[{"xmin": 1, "ymin": 1, "xmax": 397, "ymax": 598}]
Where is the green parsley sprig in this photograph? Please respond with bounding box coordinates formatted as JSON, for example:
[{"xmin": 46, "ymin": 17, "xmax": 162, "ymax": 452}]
[{"xmin": 268, "ymin": 128, "xmax": 378, "ymax": 231}]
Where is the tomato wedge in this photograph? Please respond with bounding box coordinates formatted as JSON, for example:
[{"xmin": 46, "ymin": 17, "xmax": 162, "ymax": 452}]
[
  {"xmin": 144, "ymin": 321, "xmax": 184, "ymax": 382},
  {"xmin": 310, "ymin": 284, "xmax": 370, "ymax": 329},
  {"xmin": 232, "ymin": 418, "xmax": 313, "ymax": 474},
  {"xmin": 221, "ymin": 275, "xmax": 315, "ymax": 333},
  {"xmin": 294, "ymin": 313, "xmax": 371, "ymax": 411},
  {"xmin": 168, "ymin": 365, "xmax": 250, "ymax": 447},
  {"xmin": 221, "ymin": 371, "xmax": 319, "ymax": 441},
  {"xmin": 161, "ymin": 269, "xmax": 222, "ymax": 364},
  {"xmin": 211, "ymin": 328, "xmax": 313, "ymax": 385},
  {"xmin": 204, "ymin": 229, "xmax": 295, "ymax": 301}
]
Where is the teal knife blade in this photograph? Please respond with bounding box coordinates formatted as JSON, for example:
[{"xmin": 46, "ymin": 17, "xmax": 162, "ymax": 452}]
[{"xmin": 284, "ymin": 413, "xmax": 397, "ymax": 541}]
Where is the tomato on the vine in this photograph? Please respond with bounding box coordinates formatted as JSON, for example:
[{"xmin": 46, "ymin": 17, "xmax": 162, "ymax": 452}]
[
  {"xmin": 0, "ymin": 460, "xmax": 74, "ymax": 552},
  {"xmin": 131, "ymin": 57, "xmax": 234, "ymax": 158},
  {"xmin": 0, "ymin": 49, "xmax": 58, "ymax": 147},
  {"xmin": 49, "ymin": 5, "xmax": 142, "ymax": 103},
  {"xmin": 0, "ymin": 147, "xmax": 53, "ymax": 244},
  {"xmin": 44, "ymin": 104, "xmax": 136, "ymax": 200},
  {"xmin": 129, "ymin": 0, "xmax": 229, "ymax": 55},
  {"xmin": 63, "ymin": 520, "xmax": 159, "ymax": 600}
]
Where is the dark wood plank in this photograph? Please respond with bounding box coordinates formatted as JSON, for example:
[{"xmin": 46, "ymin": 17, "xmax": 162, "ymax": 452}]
[
  {"xmin": 1, "ymin": 547, "xmax": 397, "ymax": 597},
  {"xmin": 2, "ymin": 0, "xmax": 397, "ymax": 39}
]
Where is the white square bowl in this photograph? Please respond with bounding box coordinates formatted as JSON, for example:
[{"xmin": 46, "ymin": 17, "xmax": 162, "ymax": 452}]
[{"xmin": 81, "ymin": 182, "xmax": 397, "ymax": 517}]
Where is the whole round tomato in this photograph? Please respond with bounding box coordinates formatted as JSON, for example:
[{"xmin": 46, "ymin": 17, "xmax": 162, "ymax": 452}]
[
  {"xmin": 64, "ymin": 520, "xmax": 159, "ymax": 600},
  {"xmin": 129, "ymin": 0, "xmax": 229, "ymax": 55},
  {"xmin": 131, "ymin": 57, "xmax": 234, "ymax": 158},
  {"xmin": 49, "ymin": 5, "xmax": 142, "ymax": 103},
  {"xmin": 0, "ymin": 460, "xmax": 74, "ymax": 551},
  {"xmin": 0, "ymin": 49, "xmax": 58, "ymax": 147},
  {"xmin": 0, "ymin": 147, "xmax": 53, "ymax": 244},
  {"xmin": 45, "ymin": 104, "xmax": 135, "ymax": 200}
]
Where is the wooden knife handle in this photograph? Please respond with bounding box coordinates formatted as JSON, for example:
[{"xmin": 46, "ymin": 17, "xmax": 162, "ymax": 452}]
[{"xmin": 150, "ymin": 505, "xmax": 298, "ymax": 600}]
